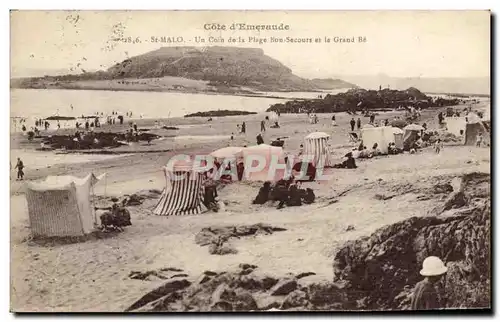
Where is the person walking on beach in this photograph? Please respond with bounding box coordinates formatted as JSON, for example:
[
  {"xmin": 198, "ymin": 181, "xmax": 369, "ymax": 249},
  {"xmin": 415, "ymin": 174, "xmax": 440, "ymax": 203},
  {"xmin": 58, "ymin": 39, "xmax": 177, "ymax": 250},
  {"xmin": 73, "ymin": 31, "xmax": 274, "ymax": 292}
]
[
  {"xmin": 410, "ymin": 256, "xmax": 447, "ymax": 310},
  {"xmin": 356, "ymin": 117, "xmax": 361, "ymax": 130},
  {"xmin": 261, "ymin": 120, "xmax": 266, "ymax": 132},
  {"xmin": 14, "ymin": 157, "xmax": 24, "ymax": 181},
  {"xmin": 350, "ymin": 118, "xmax": 356, "ymax": 132},
  {"xmin": 241, "ymin": 122, "xmax": 246, "ymax": 134}
]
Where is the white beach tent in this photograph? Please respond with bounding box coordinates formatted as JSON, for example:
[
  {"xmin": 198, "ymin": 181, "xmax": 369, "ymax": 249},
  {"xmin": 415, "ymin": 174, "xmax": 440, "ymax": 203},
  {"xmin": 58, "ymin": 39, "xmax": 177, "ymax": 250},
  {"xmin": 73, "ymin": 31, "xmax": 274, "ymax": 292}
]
[
  {"xmin": 303, "ymin": 132, "xmax": 334, "ymax": 168},
  {"xmin": 152, "ymin": 159, "xmax": 208, "ymax": 216},
  {"xmin": 210, "ymin": 146, "xmax": 244, "ymax": 159},
  {"xmin": 445, "ymin": 117, "xmax": 467, "ymax": 137},
  {"xmin": 241, "ymin": 144, "xmax": 287, "ymax": 182},
  {"xmin": 269, "ymin": 111, "xmax": 279, "ymax": 122},
  {"xmin": 25, "ymin": 173, "xmax": 106, "ymax": 238},
  {"xmin": 391, "ymin": 127, "xmax": 405, "ymax": 150},
  {"xmin": 360, "ymin": 126, "xmax": 395, "ymax": 154}
]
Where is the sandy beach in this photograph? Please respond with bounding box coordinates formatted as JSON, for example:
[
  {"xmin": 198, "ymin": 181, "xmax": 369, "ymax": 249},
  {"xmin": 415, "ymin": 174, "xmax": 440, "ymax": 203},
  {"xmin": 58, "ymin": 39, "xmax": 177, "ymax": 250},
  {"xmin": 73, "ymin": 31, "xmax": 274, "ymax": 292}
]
[{"xmin": 10, "ymin": 101, "xmax": 490, "ymax": 312}]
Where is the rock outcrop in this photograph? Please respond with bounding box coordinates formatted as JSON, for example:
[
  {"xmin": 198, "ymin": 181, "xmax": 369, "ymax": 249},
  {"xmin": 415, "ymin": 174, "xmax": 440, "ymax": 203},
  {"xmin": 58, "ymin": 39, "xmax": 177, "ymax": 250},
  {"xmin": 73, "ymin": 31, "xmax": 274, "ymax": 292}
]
[{"xmin": 332, "ymin": 172, "xmax": 491, "ymax": 310}]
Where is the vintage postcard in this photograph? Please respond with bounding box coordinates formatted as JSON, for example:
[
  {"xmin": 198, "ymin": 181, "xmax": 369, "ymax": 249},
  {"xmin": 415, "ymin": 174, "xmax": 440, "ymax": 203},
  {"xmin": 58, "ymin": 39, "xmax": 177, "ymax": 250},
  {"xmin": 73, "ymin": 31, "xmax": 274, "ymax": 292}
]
[{"xmin": 10, "ymin": 10, "xmax": 491, "ymax": 312}]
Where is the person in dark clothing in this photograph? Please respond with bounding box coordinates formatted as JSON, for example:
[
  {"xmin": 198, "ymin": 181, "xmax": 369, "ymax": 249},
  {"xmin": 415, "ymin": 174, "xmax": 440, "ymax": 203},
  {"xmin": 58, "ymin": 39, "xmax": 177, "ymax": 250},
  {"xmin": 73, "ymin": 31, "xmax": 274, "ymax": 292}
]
[
  {"xmin": 15, "ymin": 157, "xmax": 24, "ymax": 180},
  {"xmin": 384, "ymin": 119, "xmax": 389, "ymax": 126},
  {"xmin": 358, "ymin": 140, "xmax": 364, "ymax": 151},
  {"xmin": 236, "ymin": 162, "xmax": 244, "ymax": 181},
  {"xmin": 438, "ymin": 112, "xmax": 444, "ymax": 125},
  {"xmin": 350, "ymin": 118, "xmax": 356, "ymax": 131},
  {"xmin": 333, "ymin": 152, "xmax": 357, "ymax": 169},
  {"xmin": 286, "ymin": 184, "xmax": 302, "ymax": 207},
  {"xmin": 253, "ymin": 181, "xmax": 272, "ymax": 205},
  {"xmin": 293, "ymin": 161, "xmax": 316, "ymax": 182},
  {"xmin": 241, "ymin": 122, "xmax": 246, "ymax": 133},
  {"xmin": 370, "ymin": 114, "xmax": 375, "ymax": 124},
  {"xmin": 302, "ymin": 188, "xmax": 315, "ymax": 204},
  {"xmin": 21, "ymin": 125, "xmax": 26, "ymax": 132},
  {"xmin": 256, "ymin": 133, "xmax": 264, "ymax": 145},
  {"xmin": 133, "ymin": 123, "xmax": 138, "ymax": 132},
  {"xmin": 356, "ymin": 118, "xmax": 361, "ymax": 130},
  {"xmin": 85, "ymin": 121, "xmax": 90, "ymax": 130},
  {"xmin": 410, "ymin": 256, "xmax": 447, "ymax": 310},
  {"xmin": 261, "ymin": 120, "xmax": 266, "ymax": 132}
]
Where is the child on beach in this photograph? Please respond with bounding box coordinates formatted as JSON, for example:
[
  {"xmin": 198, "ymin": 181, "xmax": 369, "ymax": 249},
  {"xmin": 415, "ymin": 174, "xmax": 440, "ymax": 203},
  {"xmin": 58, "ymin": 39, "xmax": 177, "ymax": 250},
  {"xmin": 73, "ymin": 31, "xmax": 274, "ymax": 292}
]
[{"xmin": 434, "ymin": 139, "xmax": 443, "ymax": 154}]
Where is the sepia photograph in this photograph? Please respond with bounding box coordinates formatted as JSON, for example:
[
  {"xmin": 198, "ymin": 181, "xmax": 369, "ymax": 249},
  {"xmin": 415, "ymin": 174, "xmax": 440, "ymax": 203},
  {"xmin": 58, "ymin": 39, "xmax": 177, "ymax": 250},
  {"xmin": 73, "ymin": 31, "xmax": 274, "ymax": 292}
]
[{"xmin": 9, "ymin": 10, "xmax": 491, "ymax": 312}]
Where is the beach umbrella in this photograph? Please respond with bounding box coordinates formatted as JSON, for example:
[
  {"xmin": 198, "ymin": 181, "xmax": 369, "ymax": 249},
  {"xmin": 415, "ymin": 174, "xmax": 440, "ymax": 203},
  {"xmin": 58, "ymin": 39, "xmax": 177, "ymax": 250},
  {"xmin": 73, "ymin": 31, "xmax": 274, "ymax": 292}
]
[
  {"xmin": 305, "ymin": 132, "xmax": 330, "ymax": 140},
  {"xmin": 210, "ymin": 146, "xmax": 244, "ymax": 159},
  {"xmin": 404, "ymin": 124, "xmax": 424, "ymax": 131}
]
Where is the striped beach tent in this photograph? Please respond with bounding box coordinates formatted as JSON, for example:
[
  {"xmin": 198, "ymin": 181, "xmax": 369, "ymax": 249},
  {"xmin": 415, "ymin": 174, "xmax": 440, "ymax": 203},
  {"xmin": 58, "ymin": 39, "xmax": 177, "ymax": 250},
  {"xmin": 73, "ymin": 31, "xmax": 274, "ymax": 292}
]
[
  {"xmin": 303, "ymin": 132, "xmax": 333, "ymax": 168},
  {"xmin": 25, "ymin": 173, "xmax": 105, "ymax": 238},
  {"xmin": 152, "ymin": 160, "xmax": 208, "ymax": 216}
]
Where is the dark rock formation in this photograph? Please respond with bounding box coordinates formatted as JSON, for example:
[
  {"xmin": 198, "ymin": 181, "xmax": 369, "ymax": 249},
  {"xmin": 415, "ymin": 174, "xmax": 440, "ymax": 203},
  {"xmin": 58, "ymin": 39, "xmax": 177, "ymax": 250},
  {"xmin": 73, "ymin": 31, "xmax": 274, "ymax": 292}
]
[
  {"xmin": 267, "ymin": 87, "xmax": 460, "ymax": 114},
  {"xmin": 184, "ymin": 110, "xmax": 257, "ymax": 118},
  {"xmin": 332, "ymin": 172, "xmax": 490, "ymax": 310},
  {"xmin": 195, "ymin": 224, "xmax": 286, "ymax": 255}
]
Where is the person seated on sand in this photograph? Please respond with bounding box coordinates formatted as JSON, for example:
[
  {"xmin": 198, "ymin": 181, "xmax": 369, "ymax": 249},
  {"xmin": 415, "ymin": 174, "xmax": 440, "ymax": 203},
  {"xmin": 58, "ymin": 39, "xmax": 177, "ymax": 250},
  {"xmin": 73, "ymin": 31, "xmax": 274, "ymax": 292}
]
[
  {"xmin": 203, "ymin": 180, "xmax": 218, "ymax": 209},
  {"xmin": 270, "ymin": 121, "xmax": 280, "ymax": 128},
  {"xmin": 333, "ymin": 152, "xmax": 357, "ymax": 169},
  {"xmin": 256, "ymin": 133, "xmax": 264, "ymax": 145},
  {"xmin": 388, "ymin": 142, "xmax": 398, "ymax": 155},
  {"xmin": 286, "ymin": 184, "xmax": 302, "ymax": 207},
  {"xmin": 415, "ymin": 137, "xmax": 424, "ymax": 149},
  {"xmin": 300, "ymin": 187, "xmax": 316, "ymax": 204},
  {"xmin": 371, "ymin": 143, "xmax": 381, "ymax": 156},
  {"xmin": 253, "ymin": 181, "xmax": 272, "ymax": 205},
  {"xmin": 358, "ymin": 146, "xmax": 370, "ymax": 158},
  {"xmin": 358, "ymin": 140, "xmax": 364, "ymax": 151}
]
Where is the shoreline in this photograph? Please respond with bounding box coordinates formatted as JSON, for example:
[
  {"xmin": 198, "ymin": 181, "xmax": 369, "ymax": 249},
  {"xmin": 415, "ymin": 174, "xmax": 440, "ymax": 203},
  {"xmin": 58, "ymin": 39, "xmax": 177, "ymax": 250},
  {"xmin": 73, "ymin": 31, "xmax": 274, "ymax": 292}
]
[{"xmin": 10, "ymin": 85, "xmax": 328, "ymax": 101}]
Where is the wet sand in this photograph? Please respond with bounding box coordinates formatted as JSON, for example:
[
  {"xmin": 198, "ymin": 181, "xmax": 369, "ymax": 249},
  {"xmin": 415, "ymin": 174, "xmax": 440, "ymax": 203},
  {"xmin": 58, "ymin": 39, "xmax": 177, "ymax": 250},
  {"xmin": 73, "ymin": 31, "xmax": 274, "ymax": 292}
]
[{"xmin": 9, "ymin": 101, "xmax": 491, "ymax": 312}]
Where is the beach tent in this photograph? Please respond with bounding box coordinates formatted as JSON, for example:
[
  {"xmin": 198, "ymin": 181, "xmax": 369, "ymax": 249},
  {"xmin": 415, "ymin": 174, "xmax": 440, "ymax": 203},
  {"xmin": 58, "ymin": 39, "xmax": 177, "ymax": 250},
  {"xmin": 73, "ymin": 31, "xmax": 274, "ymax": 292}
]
[
  {"xmin": 241, "ymin": 144, "xmax": 287, "ymax": 182},
  {"xmin": 303, "ymin": 132, "xmax": 334, "ymax": 167},
  {"xmin": 403, "ymin": 124, "xmax": 424, "ymax": 150},
  {"xmin": 464, "ymin": 121, "xmax": 490, "ymax": 146},
  {"xmin": 391, "ymin": 127, "xmax": 404, "ymax": 150},
  {"xmin": 445, "ymin": 117, "xmax": 467, "ymax": 137},
  {"xmin": 269, "ymin": 111, "xmax": 279, "ymax": 122},
  {"xmin": 153, "ymin": 160, "xmax": 208, "ymax": 216},
  {"xmin": 25, "ymin": 173, "xmax": 105, "ymax": 238},
  {"xmin": 210, "ymin": 146, "xmax": 244, "ymax": 159},
  {"xmin": 360, "ymin": 126, "xmax": 395, "ymax": 154}
]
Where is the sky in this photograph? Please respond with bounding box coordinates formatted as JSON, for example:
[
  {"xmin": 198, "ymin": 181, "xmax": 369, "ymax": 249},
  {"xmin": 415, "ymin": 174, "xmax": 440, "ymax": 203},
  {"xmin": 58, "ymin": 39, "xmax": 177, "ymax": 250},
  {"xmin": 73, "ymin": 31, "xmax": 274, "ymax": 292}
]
[{"xmin": 10, "ymin": 10, "xmax": 491, "ymax": 79}]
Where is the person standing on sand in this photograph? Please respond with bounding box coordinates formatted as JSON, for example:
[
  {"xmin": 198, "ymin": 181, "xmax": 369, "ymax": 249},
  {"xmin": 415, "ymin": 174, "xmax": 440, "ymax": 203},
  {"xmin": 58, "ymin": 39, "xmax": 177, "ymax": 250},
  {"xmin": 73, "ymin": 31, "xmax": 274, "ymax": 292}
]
[
  {"xmin": 237, "ymin": 124, "xmax": 241, "ymax": 133},
  {"xmin": 410, "ymin": 256, "xmax": 447, "ymax": 310},
  {"xmin": 14, "ymin": 157, "xmax": 24, "ymax": 180},
  {"xmin": 241, "ymin": 122, "xmax": 246, "ymax": 134},
  {"xmin": 356, "ymin": 117, "xmax": 361, "ymax": 130},
  {"xmin": 476, "ymin": 133, "xmax": 483, "ymax": 147},
  {"xmin": 350, "ymin": 118, "xmax": 356, "ymax": 132},
  {"xmin": 434, "ymin": 139, "xmax": 443, "ymax": 154},
  {"xmin": 261, "ymin": 120, "xmax": 266, "ymax": 132}
]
